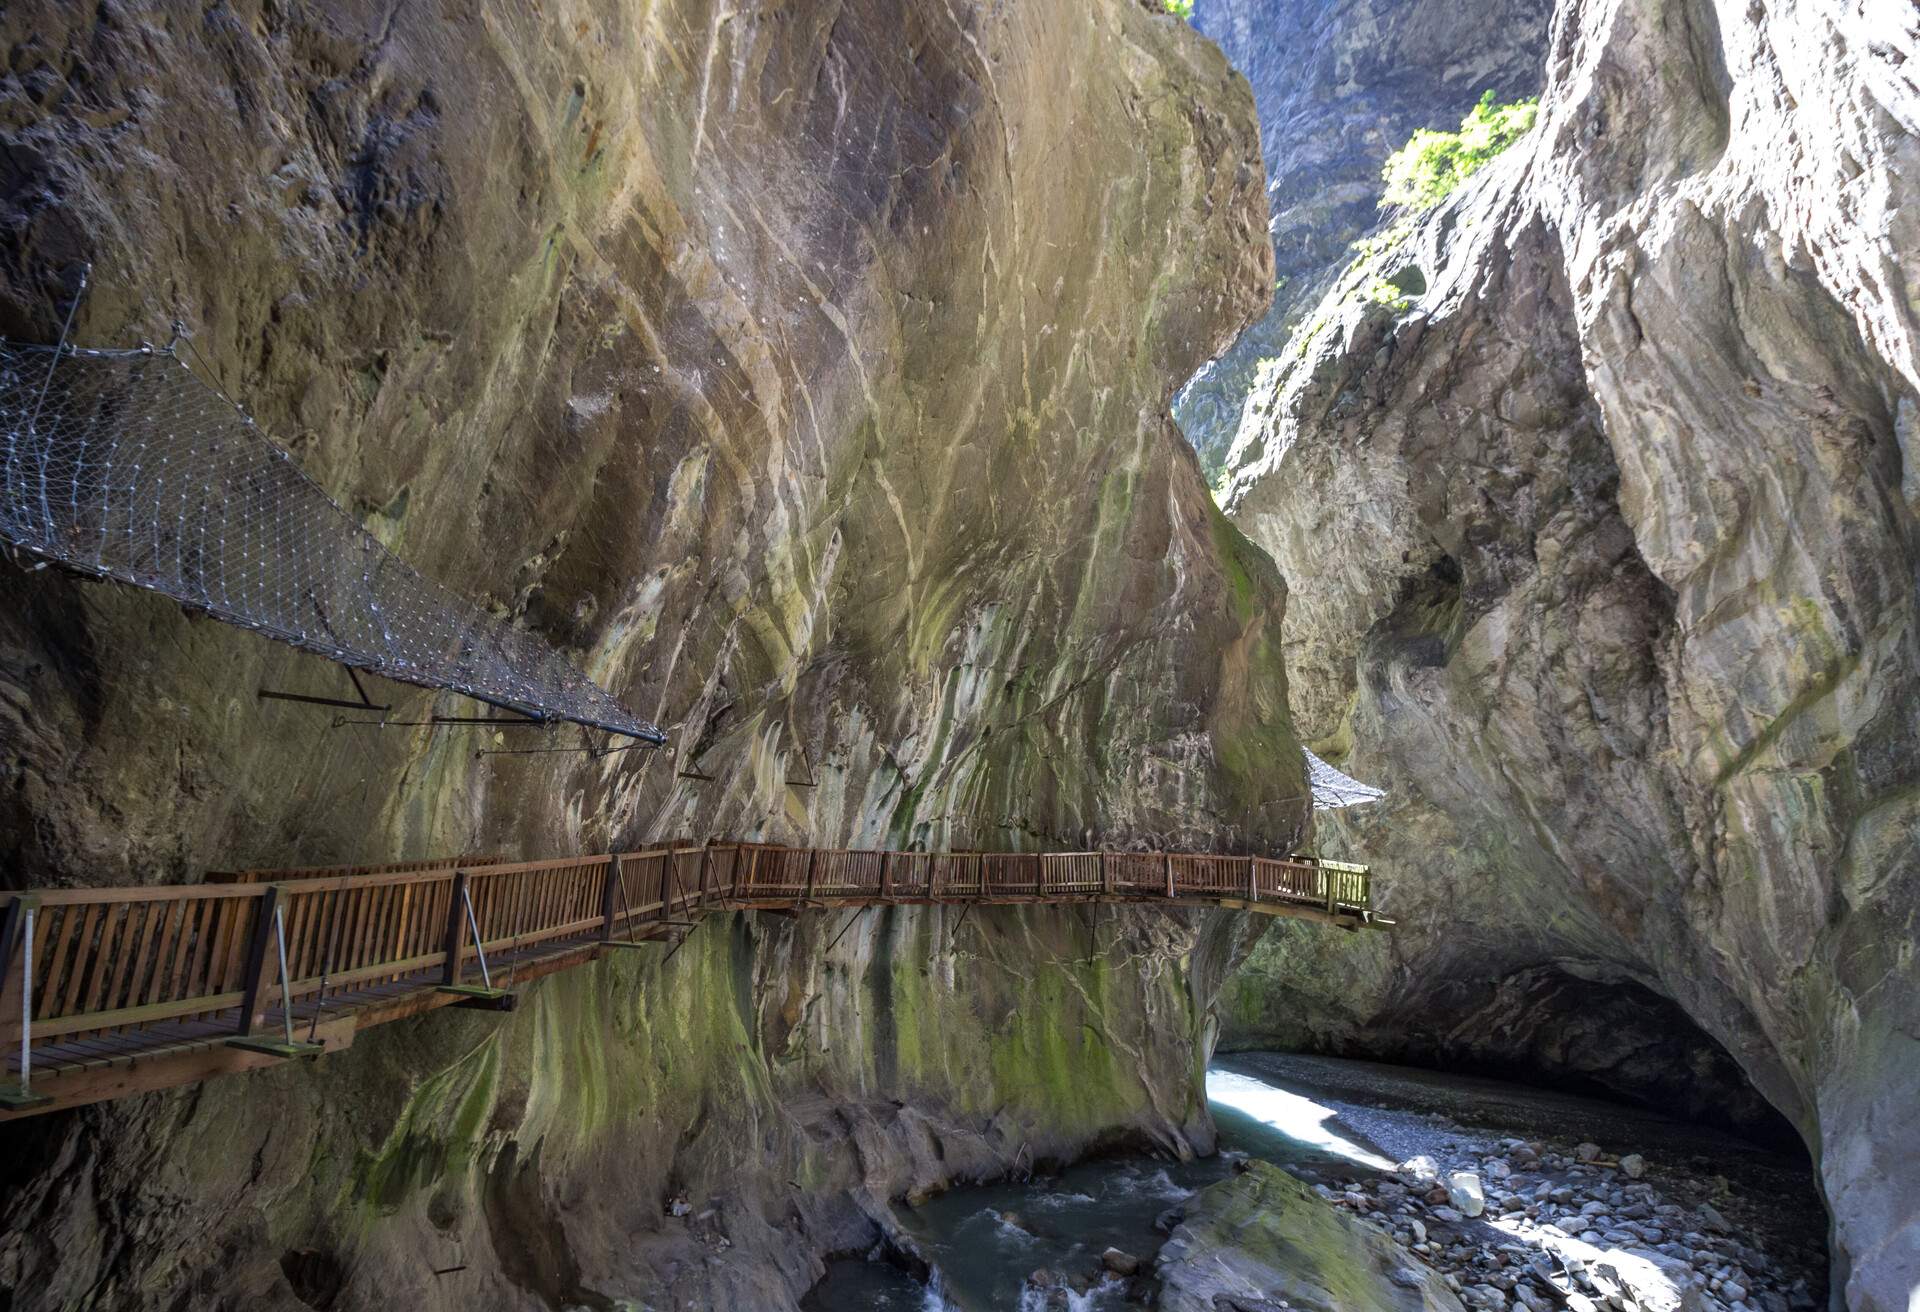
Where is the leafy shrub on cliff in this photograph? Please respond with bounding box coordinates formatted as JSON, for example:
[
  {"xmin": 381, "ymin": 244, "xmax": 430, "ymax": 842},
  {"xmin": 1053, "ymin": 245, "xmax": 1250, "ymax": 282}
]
[
  {"xmin": 1381, "ymin": 91, "xmax": 1537, "ymax": 209},
  {"xmin": 1163, "ymin": 0, "xmax": 1194, "ymax": 17}
]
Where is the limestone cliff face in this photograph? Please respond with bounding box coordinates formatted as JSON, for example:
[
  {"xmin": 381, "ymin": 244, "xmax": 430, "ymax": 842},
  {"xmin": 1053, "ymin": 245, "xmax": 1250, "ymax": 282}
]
[
  {"xmin": 1172, "ymin": 0, "xmax": 1553, "ymax": 478},
  {"xmin": 1218, "ymin": 0, "xmax": 1920, "ymax": 1306},
  {"xmin": 0, "ymin": 1, "xmax": 1284, "ymax": 1307}
]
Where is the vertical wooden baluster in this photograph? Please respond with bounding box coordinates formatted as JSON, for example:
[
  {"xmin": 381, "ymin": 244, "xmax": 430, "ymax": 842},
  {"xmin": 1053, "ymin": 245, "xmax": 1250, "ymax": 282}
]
[
  {"xmin": 442, "ymin": 873, "xmax": 471, "ymax": 986},
  {"xmin": 234, "ymin": 886, "xmax": 283, "ymax": 1037},
  {"xmin": 337, "ymin": 885, "xmax": 367, "ymax": 974},
  {"xmin": 193, "ymin": 900, "xmax": 232, "ymax": 1004},
  {"xmin": 361, "ymin": 884, "xmax": 389, "ymax": 979},
  {"xmin": 120, "ymin": 901, "xmax": 160, "ymax": 1024},
  {"xmin": 151, "ymin": 898, "xmax": 187, "ymax": 1007},
  {"xmin": 280, "ymin": 891, "xmax": 310, "ymax": 990},
  {"xmin": 75, "ymin": 902, "xmax": 118, "ymax": 1023},
  {"xmin": 209, "ymin": 898, "xmax": 246, "ymax": 996},
  {"xmin": 96, "ymin": 903, "xmax": 136, "ymax": 1022},
  {"xmin": 601, "ymin": 856, "xmax": 623, "ymax": 942},
  {"xmin": 46, "ymin": 903, "xmax": 92, "ymax": 1021}
]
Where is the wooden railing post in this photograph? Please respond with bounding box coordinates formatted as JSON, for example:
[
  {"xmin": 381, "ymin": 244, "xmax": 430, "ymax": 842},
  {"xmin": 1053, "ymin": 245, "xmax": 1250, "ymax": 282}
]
[
  {"xmin": 802, "ymin": 848, "xmax": 818, "ymax": 903},
  {"xmin": 234, "ymin": 885, "xmax": 283, "ymax": 1037},
  {"xmin": 442, "ymin": 871, "xmax": 471, "ymax": 985},
  {"xmin": 0, "ymin": 895, "xmax": 30, "ymax": 1039},
  {"xmin": 697, "ymin": 844, "xmax": 713, "ymax": 908},
  {"xmin": 1245, "ymin": 857, "xmax": 1257, "ymax": 902},
  {"xmin": 1164, "ymin": 853, "xmax": 1175, "ymax": 899},
  {"xmin": 1323, "ymin": 862, "xmax": 1337, "ymax": 914},
  {"xmin": 879, "ymin": 851, "xmax": 893, "ymax": 900},
  {"xmin": 1099, "ymin": 851, "xmax": 1112, "ymax": 896},
  {"xmin": 0, "ymin": 895, "xmax": 35, "ymax": 1082},
  {"xmin": 600, "ymin": 856, "xmax": 623, "ymax": 942}
]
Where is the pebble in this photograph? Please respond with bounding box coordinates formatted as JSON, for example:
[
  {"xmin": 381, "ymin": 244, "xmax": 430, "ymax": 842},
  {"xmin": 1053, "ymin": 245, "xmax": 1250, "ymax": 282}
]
[
  {"xmin": 1620, "ymin": 1153, "xmax": 1647, "ymax": 1179},
  {"xmin": 1447, "ymin": 1172, "xmax": 1488, "ymax": 1218}
]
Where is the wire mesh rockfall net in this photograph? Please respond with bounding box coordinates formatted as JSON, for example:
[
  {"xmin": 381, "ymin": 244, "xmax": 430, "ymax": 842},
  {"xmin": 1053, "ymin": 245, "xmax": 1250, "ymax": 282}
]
[
  {"xmin": 1305, "ymin": 747, "xmax": 1385, "ymax": 810},
  {"xmin": 0, "ymin": 340, "xmax": 663, "ymax": 742}
]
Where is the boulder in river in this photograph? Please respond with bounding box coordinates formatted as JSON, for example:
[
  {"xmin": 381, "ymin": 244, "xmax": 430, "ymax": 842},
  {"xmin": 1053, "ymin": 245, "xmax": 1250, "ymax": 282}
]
[{"xmin": 1157, "ymin": 1161, "xmax": 1467, "ymax": 1312}]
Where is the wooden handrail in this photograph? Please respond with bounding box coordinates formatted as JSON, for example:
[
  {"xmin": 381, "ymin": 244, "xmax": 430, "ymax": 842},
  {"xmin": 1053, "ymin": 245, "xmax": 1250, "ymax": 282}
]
[{"xmin": 1, "ymin": 840, "xmax": 1371, "ymax": 1114}]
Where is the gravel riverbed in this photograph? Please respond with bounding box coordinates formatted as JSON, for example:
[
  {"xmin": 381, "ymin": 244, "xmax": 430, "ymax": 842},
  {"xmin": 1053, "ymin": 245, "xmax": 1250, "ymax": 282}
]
[{"xmin": 1215, "ymin": 1053, "xmax": 1829, "ymax": 1312}]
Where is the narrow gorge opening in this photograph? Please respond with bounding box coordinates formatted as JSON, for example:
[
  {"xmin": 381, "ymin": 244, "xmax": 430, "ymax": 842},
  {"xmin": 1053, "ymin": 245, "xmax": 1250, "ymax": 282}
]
[{"xmin": 1, "ymin": 0, "xmax": 1912, "ymax": 1310}]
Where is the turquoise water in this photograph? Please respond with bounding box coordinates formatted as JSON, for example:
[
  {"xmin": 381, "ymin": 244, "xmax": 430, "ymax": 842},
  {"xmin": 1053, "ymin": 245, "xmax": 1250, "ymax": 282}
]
[
  {"xmin": 804, "ymin": 1054, "xmax": 1822, "ymax": 1311},
  {"xmin": 803, "ymin": 1061, "xmax": 1398, "ymax": 1311}
]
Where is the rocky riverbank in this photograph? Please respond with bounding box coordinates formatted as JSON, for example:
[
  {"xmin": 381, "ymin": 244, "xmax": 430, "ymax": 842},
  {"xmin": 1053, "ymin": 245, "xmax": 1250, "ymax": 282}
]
[
  {"xmin": 806, "ymin": 1055, "xmax": 1826, "ymax": 1312},
  {"xmin": 1210, "ymin": 1055, "xmax": 1828, "ymax": 1312}
]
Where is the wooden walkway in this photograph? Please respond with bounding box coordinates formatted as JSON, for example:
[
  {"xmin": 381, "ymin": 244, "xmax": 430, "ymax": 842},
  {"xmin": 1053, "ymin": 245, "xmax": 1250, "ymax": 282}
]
[{"xmin": 0, "ymin": 842, "xmax": 1377, "ymax": 1120}]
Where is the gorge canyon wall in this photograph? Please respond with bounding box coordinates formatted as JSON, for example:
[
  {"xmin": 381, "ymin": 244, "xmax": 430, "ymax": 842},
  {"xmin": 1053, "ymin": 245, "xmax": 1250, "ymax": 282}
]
[
  {"xmin": 1215, "ymin": 0, "xmax": 1920, "ymax": 1306},
  {"xmin": 0, "ymin": 1, "xmax": 1284, "ymax": 1306},
  {"xmin": 1173, "ymin": 0, "xmax": 1555, "ymax": 478}
]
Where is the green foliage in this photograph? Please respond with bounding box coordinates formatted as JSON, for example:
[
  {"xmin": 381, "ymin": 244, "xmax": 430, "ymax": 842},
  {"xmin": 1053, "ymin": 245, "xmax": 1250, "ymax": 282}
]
[
  {"xmin": 1362, "ymin": 278, "xmax": 1412, "ymax": 313},
  {"xmin": 1380, "ymin": 90, "xmax": 1537, "ymax": 209},
  {"xmin": 1163, "ymin": 0, "xmax": 1194, "ymax": 17}
]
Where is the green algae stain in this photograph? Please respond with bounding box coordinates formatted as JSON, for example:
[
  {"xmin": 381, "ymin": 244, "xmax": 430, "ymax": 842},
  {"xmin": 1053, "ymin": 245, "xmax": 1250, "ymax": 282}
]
[{"xmin": 351, "ymin": 1034, "xmax": 503, "ymax": 1215}]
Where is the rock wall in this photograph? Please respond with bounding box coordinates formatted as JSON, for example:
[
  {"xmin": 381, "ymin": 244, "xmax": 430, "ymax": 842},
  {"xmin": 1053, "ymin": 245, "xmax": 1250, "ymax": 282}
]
[
  {"xmin": 0, "ymin": 907, "xmax": 1241, "ymax": 1310},
  {"xmin": 1217, "ymin": 0, "xmax": 1920, "ymax": 1306},
  {"xmin": 0, "ymin": 1, "xmax": 1285, "ymax": 1306},
  {"xmin": 1172, "ymin": 0, "xmax": 1553, "ymax": 479}
]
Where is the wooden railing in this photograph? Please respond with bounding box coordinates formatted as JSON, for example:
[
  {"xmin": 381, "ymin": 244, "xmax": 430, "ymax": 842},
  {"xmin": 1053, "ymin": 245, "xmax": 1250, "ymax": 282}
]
[{"xmin": 0, "ymin": 841, "xmax": 1372, "ymax": 1117}]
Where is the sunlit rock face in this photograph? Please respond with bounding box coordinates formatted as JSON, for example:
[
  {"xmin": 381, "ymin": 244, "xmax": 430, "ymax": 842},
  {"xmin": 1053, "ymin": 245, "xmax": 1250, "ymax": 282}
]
[
  {"xmin": 1171, "ymin": 0, "xmax": 1553, "ymax": 479},
  {"xmin": 0, "ymin": 1, "xmax": 1285, "ymax": 1306},
  {"xmin": 1218, "ymin": 0, "xmax": 1920, "ymax": 1305}
]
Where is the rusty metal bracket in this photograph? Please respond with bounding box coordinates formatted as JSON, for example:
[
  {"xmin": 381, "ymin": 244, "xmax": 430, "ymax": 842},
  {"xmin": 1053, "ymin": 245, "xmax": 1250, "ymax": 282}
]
[{"xmin": 259, "ymin": 666, "xmax": 390, "ymax": 715}]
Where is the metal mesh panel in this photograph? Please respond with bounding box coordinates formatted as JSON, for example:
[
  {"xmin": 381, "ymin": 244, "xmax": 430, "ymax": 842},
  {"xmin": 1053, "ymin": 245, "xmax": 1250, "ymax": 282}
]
[
  {"xmin": 1306, "ymin": 747, "xmax": 1384, "ymax": 810},
  {"xmin": 0, "ymin": 341, "xmax": 663, "ymax": 742}
]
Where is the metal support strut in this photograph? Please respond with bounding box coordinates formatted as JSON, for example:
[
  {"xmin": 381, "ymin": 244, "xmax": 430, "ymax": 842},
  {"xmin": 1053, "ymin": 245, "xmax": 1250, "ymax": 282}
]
[
  {"xmin": 438, "ymin": 883, "xmax": 514, "ymax": 1009},
  {"xmin": 227, "ymin": 903, "xmax": 323, "ymax": 1060}
]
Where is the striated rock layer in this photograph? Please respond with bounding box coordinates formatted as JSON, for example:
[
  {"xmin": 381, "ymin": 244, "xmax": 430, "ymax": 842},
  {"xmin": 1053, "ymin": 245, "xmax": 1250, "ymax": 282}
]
[
  {"xmin": 0, "ymin": 1, "xmax": 1285, "ymax": 1307},
  {"xmin": 1172, "ymin": 0, "xmax": 1553, "ymax": 479},
  {"xmin": 1219, "ymin": 0, "xmax": 1920, "ymax": 1306}
]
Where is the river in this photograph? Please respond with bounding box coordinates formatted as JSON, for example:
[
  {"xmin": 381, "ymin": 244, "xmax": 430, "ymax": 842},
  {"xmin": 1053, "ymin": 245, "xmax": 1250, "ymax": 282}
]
[{"xmin": 802, "ymin": 1053, "xmax": 1826, "ymax": 1312}]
